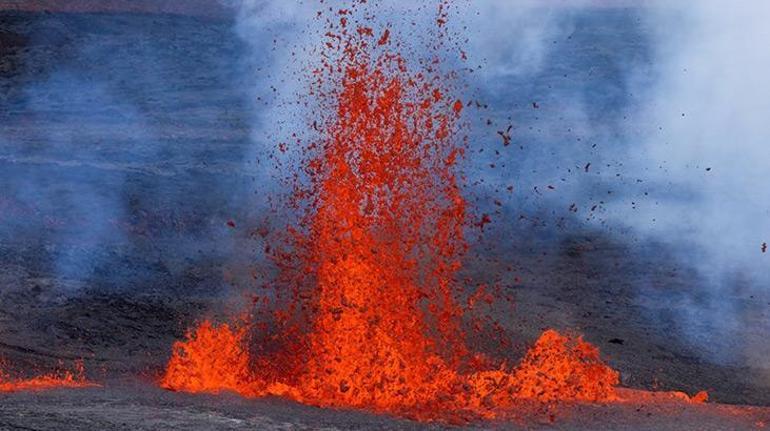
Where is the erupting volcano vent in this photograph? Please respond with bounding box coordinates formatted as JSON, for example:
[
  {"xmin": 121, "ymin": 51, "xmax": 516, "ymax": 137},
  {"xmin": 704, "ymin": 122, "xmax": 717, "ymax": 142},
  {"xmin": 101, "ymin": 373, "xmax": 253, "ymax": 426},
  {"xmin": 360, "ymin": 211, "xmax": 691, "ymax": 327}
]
[{"xmin": 161, "ymin": 0, "xmax": 620, "ymax": 422}]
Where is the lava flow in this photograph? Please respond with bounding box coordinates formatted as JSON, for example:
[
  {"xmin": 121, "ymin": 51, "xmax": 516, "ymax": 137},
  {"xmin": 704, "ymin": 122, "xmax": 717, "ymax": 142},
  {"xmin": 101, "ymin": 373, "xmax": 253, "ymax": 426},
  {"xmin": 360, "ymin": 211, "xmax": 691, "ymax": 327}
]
[
  {"xmin": 0, "ymin": 360, "xmax": 96, "ymax": 393},
  {"xmin": 161, "ymin": 0, "xmax": 620, "ymax": 422}
]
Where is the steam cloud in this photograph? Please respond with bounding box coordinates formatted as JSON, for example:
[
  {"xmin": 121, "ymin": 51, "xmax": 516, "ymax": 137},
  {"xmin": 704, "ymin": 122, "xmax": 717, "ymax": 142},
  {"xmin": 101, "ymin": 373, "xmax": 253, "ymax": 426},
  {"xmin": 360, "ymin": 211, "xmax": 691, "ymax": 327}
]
[
  {"xmin": 626, "ymin": 0, "xmax": 770, "ymax": 370},
  {"xmin": 631, "ymin": 1, "xmax": 770, "ymax": 282},
  {"xmin": 456, "ymin": 0, "xmax": 770, "ymax": 369}
]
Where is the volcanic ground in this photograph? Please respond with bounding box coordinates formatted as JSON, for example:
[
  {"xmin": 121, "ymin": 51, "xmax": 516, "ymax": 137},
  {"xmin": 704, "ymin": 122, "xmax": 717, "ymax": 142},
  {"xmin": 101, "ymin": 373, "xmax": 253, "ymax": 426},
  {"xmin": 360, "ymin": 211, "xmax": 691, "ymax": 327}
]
[{"xmin": 0, "ymin": 6, "xmax": 769, "ymax": 431}]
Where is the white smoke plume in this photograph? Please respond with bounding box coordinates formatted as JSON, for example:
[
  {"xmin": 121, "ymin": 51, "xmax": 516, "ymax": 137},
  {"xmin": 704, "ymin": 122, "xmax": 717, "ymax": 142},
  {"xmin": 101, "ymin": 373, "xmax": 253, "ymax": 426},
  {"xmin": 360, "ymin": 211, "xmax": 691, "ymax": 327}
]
[{"xmin": 622, "ymin": 0, "xmax": 770, "ymax": 371}]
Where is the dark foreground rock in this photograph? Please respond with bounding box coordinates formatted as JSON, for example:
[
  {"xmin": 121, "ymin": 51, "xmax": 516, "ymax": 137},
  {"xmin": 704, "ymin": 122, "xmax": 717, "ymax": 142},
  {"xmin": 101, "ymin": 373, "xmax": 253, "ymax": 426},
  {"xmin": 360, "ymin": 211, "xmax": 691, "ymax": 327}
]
[{"xmin": 0, "ymin": 383, "xmax": 768, "ymax": 431}]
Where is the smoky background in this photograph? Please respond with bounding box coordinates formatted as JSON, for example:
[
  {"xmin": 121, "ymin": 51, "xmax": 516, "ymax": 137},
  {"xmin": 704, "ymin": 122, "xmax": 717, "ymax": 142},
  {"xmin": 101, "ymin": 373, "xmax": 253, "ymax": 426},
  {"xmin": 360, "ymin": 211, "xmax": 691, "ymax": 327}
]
[
  {"xmin": 460, "ymin": 0, "xmax": 770, "ymax": 374},
  {"xmin": 0, "ymin": 0, "xmax": 767, "ymax": 386}
]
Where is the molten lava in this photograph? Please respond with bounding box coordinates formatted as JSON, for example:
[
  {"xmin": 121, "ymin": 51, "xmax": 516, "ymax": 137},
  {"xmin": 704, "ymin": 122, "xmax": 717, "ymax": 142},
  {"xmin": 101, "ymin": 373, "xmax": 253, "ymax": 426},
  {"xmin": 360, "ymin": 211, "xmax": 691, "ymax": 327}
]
[
  {"xmin": 161, "ymin": 0, "xmax": 621, "ymax": 422},
  {"xmin": 161, "ymin": 320, "xmax": 252, "ymax": 395},
  {"xmin": 512, "ymin": 330, "xmax": 619, "ymax": 402},
  {"xmin": 0, "ymin": 360, "xmax": 95, "ymax": 392},
  {"xmin": 162, "ymin": 320, "xmax": 620, "ymax": 420}
]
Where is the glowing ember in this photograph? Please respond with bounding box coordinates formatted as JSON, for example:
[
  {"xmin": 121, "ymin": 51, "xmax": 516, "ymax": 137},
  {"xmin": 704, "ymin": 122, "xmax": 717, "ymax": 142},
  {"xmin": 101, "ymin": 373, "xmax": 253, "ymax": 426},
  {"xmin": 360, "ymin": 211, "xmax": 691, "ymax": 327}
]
[
  {"xmin": 161, "ymin": 0, "xmax": 621, "ymax": 422},
  {"xmin": 0, "ymin": 360, "xmax": 96, "ymax": 392}
]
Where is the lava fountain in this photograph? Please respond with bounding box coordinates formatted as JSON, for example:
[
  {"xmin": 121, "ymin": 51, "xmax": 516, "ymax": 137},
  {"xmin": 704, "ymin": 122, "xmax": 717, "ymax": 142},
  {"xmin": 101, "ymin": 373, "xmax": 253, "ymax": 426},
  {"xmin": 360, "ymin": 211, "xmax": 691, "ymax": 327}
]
[{"xmin": 161, "ymin": 1, "xmax": 620, "ymax": 422}]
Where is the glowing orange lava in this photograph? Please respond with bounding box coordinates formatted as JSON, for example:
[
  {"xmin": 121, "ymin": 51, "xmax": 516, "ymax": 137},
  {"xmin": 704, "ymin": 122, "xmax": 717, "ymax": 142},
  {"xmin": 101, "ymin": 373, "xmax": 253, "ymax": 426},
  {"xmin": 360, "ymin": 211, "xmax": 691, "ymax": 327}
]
[
  {"xmin": 161, "ymin": 0, "xmax": 621, "ymax": 422},
  {"xmin": 161, "ymin": 320, "xmax": 252, "ymax": 395},
  {"xmin": 512, "ymin": 330, "xmax": 619, "ymax": 403},
  {"xmin": 0, "ymin": 360, "xmax": 96, "ymax": 392},
  {"xmin": 161, "ymin": 319, "xmax": 620, "ymax": 420}
]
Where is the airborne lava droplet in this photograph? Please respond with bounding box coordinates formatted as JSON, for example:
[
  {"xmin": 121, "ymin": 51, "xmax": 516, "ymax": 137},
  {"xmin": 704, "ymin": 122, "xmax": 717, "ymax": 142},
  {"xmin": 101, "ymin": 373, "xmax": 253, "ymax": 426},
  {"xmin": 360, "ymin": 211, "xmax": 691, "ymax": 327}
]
[
  {"xmin": 477, "ymin": 213, "xmax": 492, "ymax": 231},
  {"xmin": 453, "ymin": 99, "xmax": 464, "ymax": 114},
  {"xmin": 377, "ymin": 28, "xmax": 389, "ymax": 45}
]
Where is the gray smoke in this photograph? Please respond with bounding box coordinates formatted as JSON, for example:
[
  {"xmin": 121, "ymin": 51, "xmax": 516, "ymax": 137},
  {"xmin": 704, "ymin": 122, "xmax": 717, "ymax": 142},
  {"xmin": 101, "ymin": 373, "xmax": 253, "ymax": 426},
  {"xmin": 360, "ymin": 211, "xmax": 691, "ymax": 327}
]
[
  {"xmin": 622, "ymin": 0, "xmax": 770, "ymax": 370},
  {"xmin": 629, "ymin": 1, "xmax": 770, "ymax": 282},
  {"xmin": 457, "ymin": 0, "xmax": 770, "ymax": 371},
  {"xmin": 0, "ymin": 12, "xmax": 254, "ymax": 295}
]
